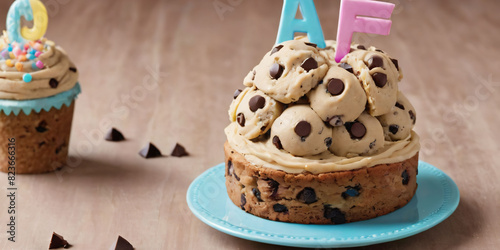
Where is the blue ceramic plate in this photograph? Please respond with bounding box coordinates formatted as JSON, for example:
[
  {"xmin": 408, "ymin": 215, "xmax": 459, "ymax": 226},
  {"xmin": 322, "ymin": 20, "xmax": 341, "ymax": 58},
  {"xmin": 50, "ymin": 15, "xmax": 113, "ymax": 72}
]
[{"xmin": 187, "ymin": 161, "xmax": 460, "ymax": 248}]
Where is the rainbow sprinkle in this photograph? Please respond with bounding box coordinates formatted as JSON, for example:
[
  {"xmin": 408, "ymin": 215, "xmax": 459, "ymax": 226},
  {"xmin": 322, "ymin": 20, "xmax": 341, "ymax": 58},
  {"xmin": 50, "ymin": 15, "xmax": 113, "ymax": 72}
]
[
  {"xmin": 22, "ymin": 73, "xmax": 32, "ymax": 83},
  {"xmin": 0, "ymin": 37, "xmax": 49, "ymax": 77}
]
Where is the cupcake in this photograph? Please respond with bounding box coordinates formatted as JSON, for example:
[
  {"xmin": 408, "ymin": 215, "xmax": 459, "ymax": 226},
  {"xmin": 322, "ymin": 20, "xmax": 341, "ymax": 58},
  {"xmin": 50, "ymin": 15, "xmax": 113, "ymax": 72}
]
[
  {"xmin": 225, "ymin": 38, "xmax": 420, "ymax": 224},
  {"xmin": 0, "ymin": 35, "xmax": 80, "ymax": 174}
]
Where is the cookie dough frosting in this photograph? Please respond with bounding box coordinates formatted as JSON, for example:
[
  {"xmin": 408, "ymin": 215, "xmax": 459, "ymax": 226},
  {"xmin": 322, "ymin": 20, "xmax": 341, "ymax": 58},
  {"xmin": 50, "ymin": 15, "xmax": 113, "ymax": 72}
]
[
  {"xmin": 0, "ymin": 35, "xmax": 78, "ymax": 100},
  {"xmin": 227, "ymin": 38, "xmax": 420, "ymax": 174}
]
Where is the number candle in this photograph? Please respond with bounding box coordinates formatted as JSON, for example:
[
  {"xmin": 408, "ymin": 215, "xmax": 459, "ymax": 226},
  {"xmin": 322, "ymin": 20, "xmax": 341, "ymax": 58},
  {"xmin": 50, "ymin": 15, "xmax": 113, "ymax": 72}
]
[{"xmin": 6, "ymin": 0, "xmax": 48, "ymax": 45}]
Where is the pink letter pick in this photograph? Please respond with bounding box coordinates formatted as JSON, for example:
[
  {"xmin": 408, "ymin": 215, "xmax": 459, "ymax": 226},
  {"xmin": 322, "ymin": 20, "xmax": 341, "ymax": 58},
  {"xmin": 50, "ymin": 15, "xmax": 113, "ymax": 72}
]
[{"xmin": 335, "ymin": 0, "xmax": 395, "ymax": 62}]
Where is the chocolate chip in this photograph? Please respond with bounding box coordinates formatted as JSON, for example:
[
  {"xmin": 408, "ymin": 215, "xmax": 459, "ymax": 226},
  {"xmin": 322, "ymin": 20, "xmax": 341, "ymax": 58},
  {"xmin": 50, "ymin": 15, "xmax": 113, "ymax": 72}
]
[
  {"xmin": 249, "ymin": 95, "xmax": 266, "ymax": 112},
  {"xmin": 69, "ymin": 67, "xmax": 77, "ymax": 72},
  {"xmin": 49, "ymin": 232, "xmax": 70, "ymax": 249},
  {"xmin": 389, "ymin": 125, "xmax": 399, "ymax": 135},
  {"xmin": 266, "ymin": 178, "xmax": 279, "ymax": 198},
  {"xmin": 395, "ymin": 102, "xmax": 405, "ymax": 110},
  {"xmin": 236, "ymin": 113, "xmax": 245, "ymax": 127},
  {"xmin": 391, "ymin": 58, "xmax": 399, "ymax": 71},
  {"xmin": 376, "ymin": 49, "xmax": 384, "ymax": 53},
  {"xmin": 270, "ymin": 63, "xmax": 284, "ymax": 79},
  {"xmin": 367, "ymin": 56, "xmax": 384, "ymax": 70},
  {"xmin": 369, "ymin": 140, "xmax": 376, "ymax": 149},
  {"xmin": 409, "ymin": 110, "xmax": 416, "ymax": 124},
  {"xmin": 296, "ymin": 95, "xmax": 309, "ymax": 105},
  {"xmin": 342, "ymin": 185, "xmax": 361, "ymax": 199},
  {"xmin": 272, "ymin": 136, "xmax": 283, "ymax": 150},
  {"xmin": 328, "ymin": 116, "xmax": 343, "ymax": 126},
  {"xmin": 36, "ymin": 120, "xmax": 48, "ymax": 133},
  {"xmin": 305, "ymin": 42, "xmax": 317, "ymax": 48},
  {"xmin": 327, "ymin": 78, "xmax": 345, "ymax": 96},
  {"xmin": 252, "ymin": 188, "xmax": 263, "ymax": 202},
  {"xmin": 372, "ymin": 72, "xmax": 387, "ymax": 88},
  {"xmin": 402, "ymin": 170, "xmax": 409, "ymax": 185},
  {"xmin": 171, "ymin": 143, "xmax": 189, "ymax": 157},
  {"xmin": 301, "ymin": 57, "xmax": 318, "ymax": 72},
  {"xmin": 234, "ymin": 172, "xmax": 240, "ymax": 181},
  {"xmin": 270, "ymin": 45, "xmax": 284, "ymax": 55},
  {"xmin": 345, "ymin": 122, "xmax": 366, "ymax": 139},
  {"xmin": 105, "ymin": 128, "xmax": 125, "ymax": 142},
  {"xmin": 240, "ymin": 193, "xmax": 247, "ymax": 209},
  {"xmin": 357, "ymin": 45, "xmax": 366, "ymax": 50},
  {"xmin": 296, "ymin": 187, "xmax": 317, "ymax": 204},
  {"xmin": 49, "ymin": 78, "xmax": 59, "ymax": 88},
  {"xmin": 273, "ymin": 204, "xmax": 288, "ymax": 213},
  {"xmin": 227, "ymin": 160, "xmax": 233, "ymax": 176},
  {"xmin": 139, "ymin": 143, "xmax": 162, "ymax": 158},
  {"xmin": 55, "ymin": 144, "xmax": 64, "ymax": 154},
  {"xmin": 115, "ymin": 235, "xmax": 134, "ymax": 250},
  {"xmin": 233, "ymin": 89, "xmax": 242, "ymax": 99},
  {"xmin": 339, "ymin": 63, "xmax": 353, "ymax": 74},
  {"xmin": 324, "ymin": 205, "xmax": 346, "ymax": 224},
  {"xmin": 325, "ymin": 137, "xmax": 333, "ymax": 148},
  {"xmin": 294, "ymin": 121, "xmax": 312, "ymax": 138}
]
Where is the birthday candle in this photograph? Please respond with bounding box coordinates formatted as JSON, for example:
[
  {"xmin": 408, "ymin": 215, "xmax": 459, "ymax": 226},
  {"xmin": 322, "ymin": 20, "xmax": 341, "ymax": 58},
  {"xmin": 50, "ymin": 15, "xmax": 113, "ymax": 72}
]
[
  {"xmin": 6, "ymin": 0, "xmax": 48, "ymax": 45},
  {"xmin": 335, "ymin": 0, "xmax": 395, "ymax": 62},
  {"xmin": 276, "ymin": 0, "xmax": 326, "ymax": 48}
]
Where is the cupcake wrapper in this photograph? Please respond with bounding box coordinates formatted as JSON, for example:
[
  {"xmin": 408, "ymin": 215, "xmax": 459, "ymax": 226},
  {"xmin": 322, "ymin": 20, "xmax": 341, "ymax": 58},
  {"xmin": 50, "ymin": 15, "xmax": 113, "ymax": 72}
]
[{"xmin": 0, "ymin": 83, "xmax": 81, "ymax": 116}]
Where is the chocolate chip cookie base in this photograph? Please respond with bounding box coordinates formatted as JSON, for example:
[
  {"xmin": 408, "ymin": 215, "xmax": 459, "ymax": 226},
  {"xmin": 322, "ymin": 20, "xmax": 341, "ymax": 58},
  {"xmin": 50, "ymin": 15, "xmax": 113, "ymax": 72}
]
[
  {"xmin": 224, "ymin": 142, "xmax": 418, "ymax": 224},
  {"xmin": 0, "ymin": 102, "xmax": 75, "ymax": 174}
]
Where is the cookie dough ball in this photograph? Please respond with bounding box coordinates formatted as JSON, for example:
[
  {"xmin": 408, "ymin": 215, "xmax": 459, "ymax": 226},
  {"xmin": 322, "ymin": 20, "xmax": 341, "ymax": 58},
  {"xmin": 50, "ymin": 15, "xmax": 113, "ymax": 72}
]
[
  {"xmin": 377, "ymin": 91, "xmax": 417, "ymax": 141},
  {"xmin": 330, "ymin": 112, "xmax": 384, "ymax": 157},
  {"xmin": 271, "ymin": 105, "xmax": 332, "ymax": 156},
  {"xmin": 243, "ymin": 67, "xmax": 256, "ymax": 87},
  {"xmin": 342, "ymin": 50, "xmax": 400, "ymax": 116},
  {"xmin": 234, "ymin": 88, "xmax": 283, "ymax": 139},
  {"xmin": 252, "ymin": 40, "xmax": 328, "ymax": 104},
  {"xmin": 228, "ymin": 87, "xmax": 251, "ymax": 122},
  {"xmin": 308, "ymin": 65, "xmax": 367, "ymax": 126}
]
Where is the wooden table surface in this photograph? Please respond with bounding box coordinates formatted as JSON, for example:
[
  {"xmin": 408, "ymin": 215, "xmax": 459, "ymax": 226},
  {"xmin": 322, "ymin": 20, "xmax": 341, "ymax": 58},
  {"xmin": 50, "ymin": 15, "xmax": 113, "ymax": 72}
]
[{"xmin": 1, "ymin": 0, "xmax": 499, "ymax": 249}]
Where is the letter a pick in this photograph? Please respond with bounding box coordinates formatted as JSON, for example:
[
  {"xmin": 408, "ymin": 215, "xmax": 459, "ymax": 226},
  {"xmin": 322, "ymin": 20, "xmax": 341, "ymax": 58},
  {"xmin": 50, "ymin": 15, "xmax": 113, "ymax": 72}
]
[
  {"xmin": 335, "ymin": 0, "xmax": 395, "ymax": 62},
  {"xmin": 276, "ymin": 0, "xmax": 326, "ymax": 48}
]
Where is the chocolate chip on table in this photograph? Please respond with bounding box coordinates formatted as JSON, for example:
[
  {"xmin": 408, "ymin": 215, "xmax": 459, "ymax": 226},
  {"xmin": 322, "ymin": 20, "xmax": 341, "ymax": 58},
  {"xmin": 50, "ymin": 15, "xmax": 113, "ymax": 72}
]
[
  {"xmin": 390, "ymin": 58, "xmax": 400, "ymax": 71},
  {"xmin": 249, "ymin": 95, "xmax": 266, "ymax": 112},
  {"xmin": 357, "ymin": 45, "xmax": 366, "ymax": 50},
  {"xmin": 273, "ymin": 204, "xmax": 288, "ymax": 213},
  {"xmin": 49, "ymin": 232, "xmax": 70, "ymax": 249},
  {"xmin": 345, "ymin": 122, "xmax": 366, "ymax": 139},
  {"xmin": 294, "ymin": 121, "xmax": 312, "ymax": 138},
  {"xmin": 409, "ymin": 110, "xmax": 416, "ymax": 124},
  {"xmin": 49, "ymin": 78, "xmax": 59, "ymax": 88},
  {"xmin": 227, "ymin": 160, "xmax": 233, "ymax": 176},
  {"xmin": 296, "ymin": 187, "xmax": 317, "ymax": 204},
  {"xmin": 389, "ymin": 125, "xmax": 399, "ymax": 135},
  {"xmin": 367, "ymin": 56, "xmax": 384, "ymax": 70},
  {"xmin": 233, "ymin": 89, "xmax": 242, "ymax": 99},
  {"xmin": 36, "ymin": 120, "xmax": 48, "ymax": 133},
  {"xmin": 305, "ymin": 42, "xmax": 317, "ymax": 48},
  {"xmin": 324, "ymin": 205, "xmax": 346, "ymax": 224},
  {"xmin": 272, "ymin": 136, "xmax": 283, "ymax": 150},
  {"xmin": 240, "ymin": 193, "xmax": 247, "ymax": 210},
  {"xmin": 339, "ymin": 63, "xmax": 353, "ymax": 74},
  {"xmin": 115, "ymin": 235, "xmax": 134, "ymax": 250},
  {"xmin": 171, "ymin": 143, "xmax": 189, "ymax": 157},
  {"xmin": 301, "ymin": 57, "xmax": 318, "ymax": 72},
  {"xmin": 236, "ymin": 113, "xmax": 246, "ymax": 127},
  {"xmin": 395, "ymin": 102, "xmax": 405, "ymax": 110},
  {"xmin": 402, "ymin": 170, "xmax": 409, "ymax": 185},
  {"xmin": 327, "ymin": 78, "xmax": 345, "ymax": 96},
  {"xmin": 342, "ymin": 185, "xmax": 361, "ymax": 199},
  {"xmin": 270, "ymin": 45, "xmax": 284, "ymax": 55},
  {"xmin": 139, "ymin": 143, "xmax": 162, "ymax": 159},
  {"xmin": 328, "ymin": 116, "xmax": 343, "ymax": 127},
  {"xmin": 252, "ymin": 188, "xmax": 263, "ymax": 202},
  {"xmin": 372, "ymin": 72, "xmax": 387, "ymax": 88},
  {"xmin": 325, "ymin": 137, "xmax": 333, "ymax": 148},
  {"xmin": 105, "ymin": 128, "xmax": 125, "ymax": 142},
  {"xmin": 69, "ymin": 67, "xmax": 77, "ymax": 72},
  {"xmin": 269, "ymin": 63, "xmax": 284, "ymax": 79}
]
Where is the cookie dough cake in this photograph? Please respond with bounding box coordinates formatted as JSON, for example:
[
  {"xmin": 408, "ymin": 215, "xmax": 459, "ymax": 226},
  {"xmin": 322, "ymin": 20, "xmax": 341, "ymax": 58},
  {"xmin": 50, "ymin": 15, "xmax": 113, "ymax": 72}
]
[{"xmin": 225, "ymin": 38, "xmax": 420, "ymax": 224}]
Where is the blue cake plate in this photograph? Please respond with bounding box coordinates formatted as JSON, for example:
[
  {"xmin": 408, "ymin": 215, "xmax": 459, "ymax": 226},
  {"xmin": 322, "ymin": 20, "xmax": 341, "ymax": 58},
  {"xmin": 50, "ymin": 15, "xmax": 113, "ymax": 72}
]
[{"xmin": 186, "ymin": 161, "xmax": 460, "ymax": 248}]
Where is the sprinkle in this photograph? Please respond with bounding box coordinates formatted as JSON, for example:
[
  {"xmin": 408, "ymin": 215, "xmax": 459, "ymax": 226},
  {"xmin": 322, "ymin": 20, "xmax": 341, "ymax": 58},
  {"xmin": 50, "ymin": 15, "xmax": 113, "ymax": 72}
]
[
  {"xmin": 9, "ymin": 52, "xmax": 15, "ymax": 59},
  {"xmin": 19, "ymin": 55, "xmax": 27, "ymax": 62},
  {"xmin": 15, "ymin": 62, "xmax": 23, "ymax": 71},
  {"xmin": 13, "ymin": 47, "xmax": 22, "ymax": 56},
  {"xmin": 34, "ymin": 43, "xmax": 43, "ymax": 51},
  {"xmin": 1, "ymin": 50, "xmax": 8, "ymax": 59},
  {"xmin": 7, "ymin": 45, "xmax": 12, "ymax": 52},
  {"xmin": 29, "ymin": 49, "xmax": 36, "ymax": 55},
  {"xmin": 27, "ymin": 54, "xmax": 36, "ymax": 60},
  {"xmin": 35, "ymin": 51, "xmax": 42, "ymax": 57},
  {"xmin": 23, "ymin": 73, "xmax": 32, "ymax": 83},
  {"xmin": 36, "ymin": 61, "xmax": 44, "ymax": 69},
  {"xmin": 24, "ymin": 44, "xmax": 30, "ymax": 50},
  {"xmin": 31, "ymin": 62, "xmax": 38, "ymax": 70},
  {"xmin": 5, "ymin": 59, "xmax": 14, "ymax": 67}
]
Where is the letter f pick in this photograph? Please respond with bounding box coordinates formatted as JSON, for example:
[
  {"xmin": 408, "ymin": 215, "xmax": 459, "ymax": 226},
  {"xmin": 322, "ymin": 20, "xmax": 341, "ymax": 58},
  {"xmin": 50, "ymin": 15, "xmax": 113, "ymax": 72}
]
[
  {"xmin": 276, "ymin": 0, "xmax": 326, "ymax": 48},
  {"xmin": 334, "ymin": 0, "xmax": 395, "ymax": 62}
]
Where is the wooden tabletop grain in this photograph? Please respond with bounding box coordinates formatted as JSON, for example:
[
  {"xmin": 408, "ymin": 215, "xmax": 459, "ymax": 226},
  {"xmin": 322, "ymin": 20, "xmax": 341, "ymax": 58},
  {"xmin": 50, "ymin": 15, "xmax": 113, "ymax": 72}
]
[{"xmin": 0, "ymin": 0, "xmax": 499, "ymax": 249}]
